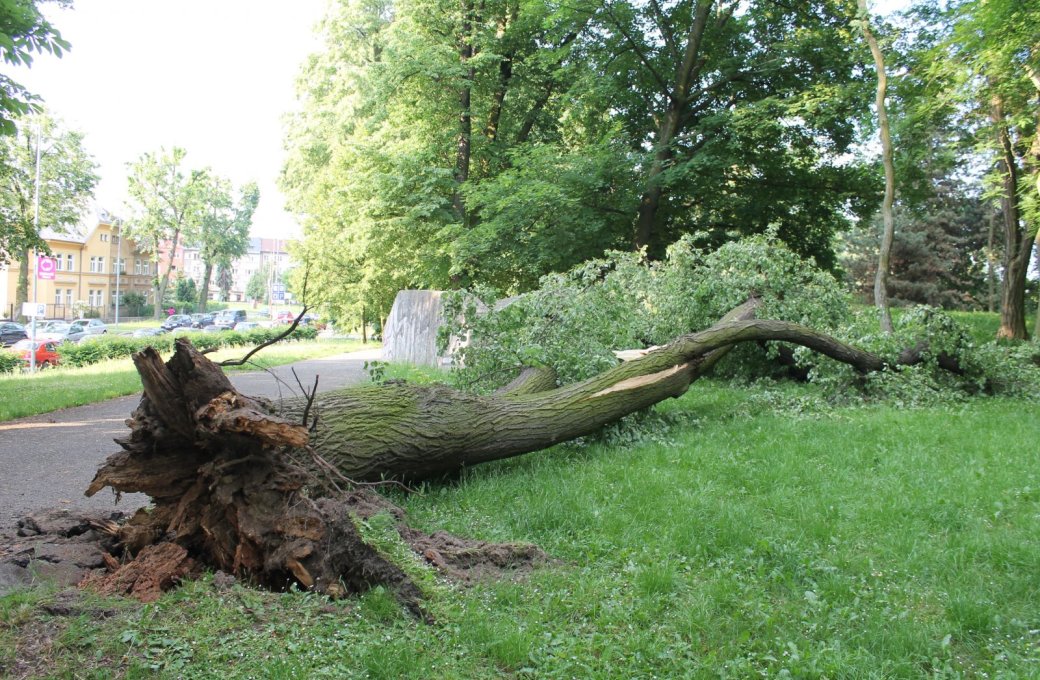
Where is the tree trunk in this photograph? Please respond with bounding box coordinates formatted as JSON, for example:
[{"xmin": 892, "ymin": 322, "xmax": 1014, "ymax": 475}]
[
  {"xmin": 451, "ymin": 0, "xmax": 475, "ymax": 225},
  {"xmin": 85, "ymin": 300, "xmax": 948, "ymax": 610},
  {"xmin": 153, "ymin": 229, "xmax": 182, "ymax": 320},
  {"xmin": 992, "ymin": 95, "xmax": 1031, "ymax": 340},
  {"xmin": 858, "ymin": 0, "xmax": 896, "ymax": 334},
  {"xmin": 197, "ymin": 261, "xmax": 213, "ymax": 312},
  {"xmin": 632, "ymin": 0, "xmax": 713, "ymax": 253},
  {"xmin": 15, "ymin": 248, "xmax": 29, "ymax": 321}
]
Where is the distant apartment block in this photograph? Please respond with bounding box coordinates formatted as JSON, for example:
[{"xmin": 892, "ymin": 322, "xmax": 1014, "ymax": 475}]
[{"xmin": 179, "ymin": 237, "xmax": 293, "ymax": 302}]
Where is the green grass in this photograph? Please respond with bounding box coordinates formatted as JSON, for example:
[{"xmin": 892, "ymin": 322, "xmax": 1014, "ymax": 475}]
[
  {"xmin": 0, "ymin": 339, "xmax": 374, "ymax": 421},
  {"xmin": 3, "ymin": 382, "xmax": 1038, "ymax": 677}
]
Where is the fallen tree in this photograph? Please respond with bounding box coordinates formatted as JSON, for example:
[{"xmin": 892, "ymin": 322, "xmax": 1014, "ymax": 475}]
[{"xmin": 83, "ymin": 300, "xmax": 956, "ymax": 613}]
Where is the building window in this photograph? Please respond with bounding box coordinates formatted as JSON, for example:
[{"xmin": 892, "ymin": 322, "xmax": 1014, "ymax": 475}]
[
  {"xmin": 114, "ymin": 258, "xmax": 125, "ymax": 274},
  {"xmin": 66, "ymin": 289, "xmax": 73, "ymax": 305},
  {"xmin": 55, "ymin": 290, "xmax": 62, "ymax": 305},
  {"xmin": 112, "ymin": 235, "xmax": 120, "ymax": 245},
  {"xmin": 100, "ymin": 233, "xmax": 109, "ymax": 242},
  {"xmin": 89, "ymin": 256, "xmax": 106, "ymax": 273},
  {"xmin": 66, "ymin": 254, "xmax": 74, "ymax": 271},
  {"xmin": 134, "ymin": 259, "xmax": 141, "ymax": 275},
  {"xmin": 111, "ymin": 290, "xmax": 118, "ymax": 305}
]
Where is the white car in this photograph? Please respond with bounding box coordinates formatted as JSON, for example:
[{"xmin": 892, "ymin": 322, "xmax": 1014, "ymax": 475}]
[
  {"xmin": 233, "ymin": 322, "xmax": 260, "ymax": 332},
  {"xmin": 70, "ymin": 318, "xmax": 108, "ymax": 336}
]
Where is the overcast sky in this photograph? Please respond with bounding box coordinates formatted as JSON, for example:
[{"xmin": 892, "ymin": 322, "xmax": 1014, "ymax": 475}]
[{"xmin": 11, "ymin": 0, "xmax": 329, "ymax": 238}]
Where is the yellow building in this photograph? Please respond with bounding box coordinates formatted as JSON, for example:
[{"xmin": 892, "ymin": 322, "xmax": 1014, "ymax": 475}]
[{"xmin": 0, "ymin": 213, "xmax": 155, "ymax": 320}]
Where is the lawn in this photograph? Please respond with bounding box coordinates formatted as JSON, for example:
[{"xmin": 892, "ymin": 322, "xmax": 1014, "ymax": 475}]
[
  {"xmin": 2, "ymin": 380, "xmax": 1037, "ymax": 678},
  {"xmin": 0, "ymin": 339, "xmax": 374, "ymax": 421}
]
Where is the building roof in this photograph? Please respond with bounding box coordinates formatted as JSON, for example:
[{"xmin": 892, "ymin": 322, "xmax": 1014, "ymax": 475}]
[{"xmin": 38, "ymin": 207, "xmax": 120, "ymax": 245}]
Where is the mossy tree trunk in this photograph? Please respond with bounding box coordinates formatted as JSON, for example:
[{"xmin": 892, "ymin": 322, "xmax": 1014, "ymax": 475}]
[{"xmin": 85, "ymin": 301, "xmax": 899, "ymax": 610}]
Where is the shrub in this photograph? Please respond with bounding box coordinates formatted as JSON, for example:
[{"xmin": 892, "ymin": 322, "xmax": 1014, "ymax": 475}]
[
  {"xmin": 54, "ymin": 324, "xmax": 322, "ymax": 369},
  {"xmin": 0, "ymin": 351, "xmax": 22, "ymax": 374}
]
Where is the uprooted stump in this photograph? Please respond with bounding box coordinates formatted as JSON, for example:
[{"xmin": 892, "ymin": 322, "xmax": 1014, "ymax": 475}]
[
  {"xmin": 83, "ymin": 340, "xmax": 548, "ymax": 616},
  {"xmin": 85, "ymin": 302, "xmax": 929, "ymax": 612}
]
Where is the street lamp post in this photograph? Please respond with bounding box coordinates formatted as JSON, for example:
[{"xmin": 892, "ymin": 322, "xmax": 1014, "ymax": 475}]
[
  {"xmin": 29, "ymin": 120, "xmax": 42, "ymax": 373},
  {"xmin": 114, "ymin": 223, "xmax": 122, "ymax": 327}
]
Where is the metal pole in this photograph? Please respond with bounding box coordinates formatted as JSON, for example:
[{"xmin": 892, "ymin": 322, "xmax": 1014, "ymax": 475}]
[
  {"xmin": 114, "ymin": 223, "xmax": 121, "ymax": 327},
  {"xmin": 29, "ymin": 120, "xmax": 42, "ymax": 372}
]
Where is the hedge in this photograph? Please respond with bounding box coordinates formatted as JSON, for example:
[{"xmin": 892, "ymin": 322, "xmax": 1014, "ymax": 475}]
[{"xmin": 56, "ymin": 326, "xmax": 319, "ymax": 368}]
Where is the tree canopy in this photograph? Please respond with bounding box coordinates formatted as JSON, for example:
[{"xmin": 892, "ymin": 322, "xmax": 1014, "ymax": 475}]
[
  {"xmin": 282, "ymin": 0, "xmax": 878, "ymax": 322},
  {"xmin": 0, "ymin": 112, "xmax": 97, "ymax": 310}
]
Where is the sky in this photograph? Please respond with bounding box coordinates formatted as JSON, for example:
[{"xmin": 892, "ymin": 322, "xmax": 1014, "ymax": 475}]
[{"xmin": 10, "ymin": 0, "xmax": 329, "ymax": 239}]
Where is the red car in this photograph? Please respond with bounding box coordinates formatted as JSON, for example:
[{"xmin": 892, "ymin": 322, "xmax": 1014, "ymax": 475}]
[{"xmin": 11, "ymin": 339, "xmax": 60, "ymax": 368}]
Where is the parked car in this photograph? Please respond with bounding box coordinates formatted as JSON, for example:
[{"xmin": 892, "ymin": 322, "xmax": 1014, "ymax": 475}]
[
  {"xmin": 233, "ymin": 321, "xmax": 259, "ymax": 332},
  {"xmin": 11, "ymin": 339, "xmax": 60, "ymax": 367},
  {"xmin": 274, "ymin": 310, "xmax": 295, "ymax": 324},
  {"xmin": 31, "ymin": 319, "xmax": 65, "ymax": 334},
  {"xmin": 190, "ymin": 313, "xmax": 216, "ymax": 328},
  {"xmin": 213, "ymin": 309, "xmax": 247, "ymax": 328},
  {"xmin": 161, "ymin": 314, "xmax": 193, "ymax": 331},
  {"xmin": 202, "ymin": 324, "xmax": 226, "ymax": 333},
  {"xmin": 132, "ymin": 327, "xmax": 168, "ymax": 338},
  {"xmin": 38, "ymin": 322, "xmax": 87, "ymax": 344},
  {"xmin": 70, "ymin": 318, "xmax": 108, "ymax": 335},
  {"xmin": 0, "ymin": 322, "xmax": 28, "ymax": 347}
]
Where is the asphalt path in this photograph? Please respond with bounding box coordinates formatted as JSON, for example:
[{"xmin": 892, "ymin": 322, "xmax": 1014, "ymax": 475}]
[{"xmin": 0, "ymin": 347, "xmax": 382, "ymax": 532}]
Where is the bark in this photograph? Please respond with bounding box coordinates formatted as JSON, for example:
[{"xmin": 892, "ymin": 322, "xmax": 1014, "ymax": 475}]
[
  {"xmin": 858, "ymin": 0, "xmax": 895, "ymax": 334},
  {"xmin": 451, "ymin": 0, "xmax": 476, "ymax": 224},
  {"xmin": 15, "ymin": 248, "xmax": 29, "ymax": 320},
  {"xmin": 85, "ymin": 300, "xmax": 942, "ymax": 610},
  {"xmin": 632, "ymin": 0, "xmax": 714, "ymax": 252},
  {"xmin": 197, "ymin": 261, "xmax": 213, "ymax": 312},
  {"xmin": 992, "ymin": 95, "xmax": 1032, "ymax": 340},
  {"xmin": 154, "ymin": 229, "xmax": 182, "ymax": 320}
]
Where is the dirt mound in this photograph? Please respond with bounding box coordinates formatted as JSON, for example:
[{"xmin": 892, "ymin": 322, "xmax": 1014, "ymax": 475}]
[
  {"xmin": 399, "ymin": 526, "xmax": 547, "ymax": 582},
  {"xmin": 0, "ymin": 500, "xmax": 548, "ymax": 607}
]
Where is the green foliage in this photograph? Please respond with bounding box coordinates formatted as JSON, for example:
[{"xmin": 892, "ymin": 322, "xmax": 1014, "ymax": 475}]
[
  {"xmin": 174, "ymin": 276, "xmax": 197, "ymax": 303},
  {"xmin": 283, "ymin": 0, "xmax": 877, "ymax": 320},
  {"xmin": 0, "ymin": 112, "xmax": 98, "ymax": 289},
  {"xmin": 0, "ymin": 350, "xmax": 21, "ymax": 373},
  {"xmin": 447, "ymin": 233, "xmax": 1040, "ymax": 405},
  {"xmin": 245, "ymin": 264, "xmax": 272, "ymax": 303},
  {"xmin": 191, "ymin": 177, "xmax": 257, "ymax": 309},
  {"xmin": 120, "ymin": 291, "xmax": 148, "ymax": 317},
  {"xmin": 445, "ymin": 232, "xmax": 852, "ymax": 391},
  {"xmin": 0, "ymin": 0, "xmax": 71, "ymax": 135},
  {"xmin": 123, "ymin": 147, "xmax": 209, "ymax": 316}
]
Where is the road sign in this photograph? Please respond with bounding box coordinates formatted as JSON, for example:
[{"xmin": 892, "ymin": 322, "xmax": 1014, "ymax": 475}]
[
  {"xmin": 272, "ymin": 283, "xmax": 286, "ymax": 302},
  {"xmin": 37, "ymin": 256, "xmax": 56, "ymax": 280},
  {"xmin": 21, "ymin": 302, "xmax": 46, "ymax": 317}
]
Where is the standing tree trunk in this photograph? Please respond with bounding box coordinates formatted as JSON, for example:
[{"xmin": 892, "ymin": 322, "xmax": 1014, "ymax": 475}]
[
  {"xmin": 15, "ymin": 249, "xmax": 30, "ymax": 321},
  {"xmin": 153, "ymin": 229, "xmax": 182, "ymax": 319},
  {"xmin": 992, "ymin": 95, "xmax": 1031, "ymax": 340},
  {"xmin": 632, "ymin": 0, "xmax": 714, "ymax": 252},
  {"xmin": 858, "ymin": 0, "xmax": 896, "ymax": 334},
  {"xmin": 451, "ymin": 0, "xmax": 476, "ymax": 226},
  {"xmin": 197, "ymin": 261, "xmax": 214, "ymax": 312}
]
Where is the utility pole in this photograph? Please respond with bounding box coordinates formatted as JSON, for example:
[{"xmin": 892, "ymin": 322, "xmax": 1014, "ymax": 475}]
[{"xmin": 114, "ymin": 222, "xmax": 122, "ymax": 327}]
